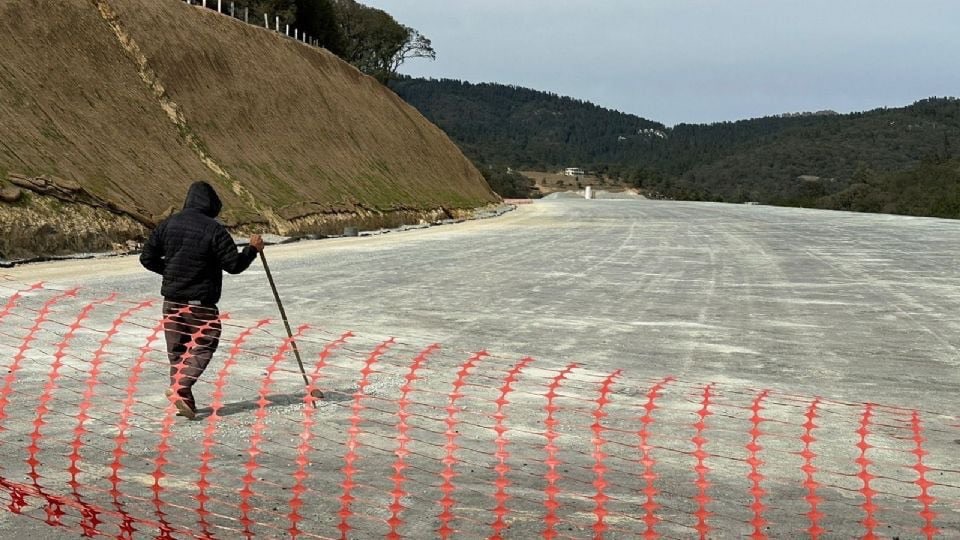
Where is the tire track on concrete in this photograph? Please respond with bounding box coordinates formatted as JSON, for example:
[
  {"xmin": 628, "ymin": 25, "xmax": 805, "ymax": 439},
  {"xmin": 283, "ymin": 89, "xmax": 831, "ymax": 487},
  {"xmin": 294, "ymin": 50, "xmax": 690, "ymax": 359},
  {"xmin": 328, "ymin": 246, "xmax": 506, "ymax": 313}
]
[
  {"xmin": 709, "ymin": 213, "xmax": 843, "ymax": 386},
  {"xmin": 799, "ymin": 231, "xmax": 960, "ymax": 367}
]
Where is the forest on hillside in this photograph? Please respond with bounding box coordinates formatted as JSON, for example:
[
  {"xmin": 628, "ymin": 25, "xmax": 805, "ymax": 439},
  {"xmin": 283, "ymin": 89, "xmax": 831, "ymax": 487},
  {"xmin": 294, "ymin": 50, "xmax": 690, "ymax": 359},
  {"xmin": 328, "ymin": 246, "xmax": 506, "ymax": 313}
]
[
  {"xmin": 391, "ymin": 77, "xmax": 960, "ymax": 218},
  {"xmin": 390, "ymin": 78, "xmax": 665, "ymax": 168}
]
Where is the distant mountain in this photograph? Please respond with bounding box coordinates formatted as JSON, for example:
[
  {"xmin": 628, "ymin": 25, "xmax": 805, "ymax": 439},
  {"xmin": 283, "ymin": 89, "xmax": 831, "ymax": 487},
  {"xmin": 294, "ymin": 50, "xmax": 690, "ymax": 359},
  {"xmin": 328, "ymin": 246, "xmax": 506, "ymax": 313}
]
[
  {"xmin": 391, "ymin": 77, "xmax": 960, "ymax": 217},
  {"xmin": 389, "ymin": 77, "xmax": 665, "ymax": 169},
  {"xmin": 673, "ymin": 97, "xmax": 960, "ymax": 205}
]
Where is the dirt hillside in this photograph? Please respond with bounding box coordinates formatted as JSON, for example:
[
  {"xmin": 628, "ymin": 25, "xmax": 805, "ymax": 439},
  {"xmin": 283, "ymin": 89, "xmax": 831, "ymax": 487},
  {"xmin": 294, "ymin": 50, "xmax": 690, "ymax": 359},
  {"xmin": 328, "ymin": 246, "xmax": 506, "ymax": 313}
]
[{"xmin": 0, "ymin": 0, "xmax": 498, "ymax": 259}]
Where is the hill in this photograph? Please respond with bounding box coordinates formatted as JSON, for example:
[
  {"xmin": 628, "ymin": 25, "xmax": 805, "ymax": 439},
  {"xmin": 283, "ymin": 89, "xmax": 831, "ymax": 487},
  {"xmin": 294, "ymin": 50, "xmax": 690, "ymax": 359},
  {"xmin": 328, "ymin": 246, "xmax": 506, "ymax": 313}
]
[
  {"xmin": 0, "ymin": 0, "xmax": 497, "ymax": 259},
  {"xmin": 391, "ymin": 77, "xmax": 960, "ymax": 217},
  {"xmin": 670, "ymin": 98, "xmax": 960, "ymax": 204},
  {"xmin": 389, "ymin": 77, "xmax": 665, "ymax": 169}
]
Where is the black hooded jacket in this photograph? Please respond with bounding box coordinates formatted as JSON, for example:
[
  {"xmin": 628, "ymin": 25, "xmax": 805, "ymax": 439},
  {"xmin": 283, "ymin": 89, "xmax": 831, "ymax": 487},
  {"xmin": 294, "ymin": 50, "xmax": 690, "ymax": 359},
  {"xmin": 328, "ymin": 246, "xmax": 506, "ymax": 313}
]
[{"xmin": 140, "ymin": 181, "xmax": 257, "ymax": 305}]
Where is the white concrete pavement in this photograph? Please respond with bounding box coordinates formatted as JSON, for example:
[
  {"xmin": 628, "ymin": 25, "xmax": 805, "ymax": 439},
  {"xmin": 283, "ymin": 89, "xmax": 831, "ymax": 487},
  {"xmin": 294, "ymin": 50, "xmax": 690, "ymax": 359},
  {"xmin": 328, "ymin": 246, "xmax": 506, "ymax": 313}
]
[
  {"xmin": 11, "ymin": 198, "xmax": 960, "ymax": 412},
  {"xmin": 4, "ymin": 198, "xmax": 960, "ymax": 538}
]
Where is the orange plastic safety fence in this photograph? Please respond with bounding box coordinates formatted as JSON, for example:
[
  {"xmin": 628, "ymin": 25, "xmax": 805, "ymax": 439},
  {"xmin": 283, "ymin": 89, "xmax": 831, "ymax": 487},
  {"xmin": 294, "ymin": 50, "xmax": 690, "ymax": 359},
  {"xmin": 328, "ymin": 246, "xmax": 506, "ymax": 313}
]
[{"xmin": 0, "ymin": 284, "xmax": 958, "ymax": 539}]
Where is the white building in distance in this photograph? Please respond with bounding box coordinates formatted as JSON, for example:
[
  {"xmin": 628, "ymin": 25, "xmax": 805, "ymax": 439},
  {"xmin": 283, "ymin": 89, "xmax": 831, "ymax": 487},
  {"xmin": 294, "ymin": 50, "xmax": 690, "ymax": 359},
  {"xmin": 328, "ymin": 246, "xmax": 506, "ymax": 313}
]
[{"xmin": 564, "ymin": 167, "xmax": 585, "ymax": 176}]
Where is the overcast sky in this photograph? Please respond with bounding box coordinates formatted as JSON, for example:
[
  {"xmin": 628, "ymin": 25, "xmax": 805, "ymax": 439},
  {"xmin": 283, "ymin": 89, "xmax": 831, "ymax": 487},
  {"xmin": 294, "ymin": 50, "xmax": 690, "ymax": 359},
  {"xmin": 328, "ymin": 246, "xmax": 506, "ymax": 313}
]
[{"xmin": 362, "ymin": 0, "xmax": 960, "ymax": 126}]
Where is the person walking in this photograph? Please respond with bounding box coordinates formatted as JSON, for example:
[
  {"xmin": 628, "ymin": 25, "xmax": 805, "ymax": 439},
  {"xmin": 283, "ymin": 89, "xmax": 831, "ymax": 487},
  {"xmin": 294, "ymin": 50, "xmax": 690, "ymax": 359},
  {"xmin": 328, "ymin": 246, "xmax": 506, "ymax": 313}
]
[{"xmin": 140, "ymin": 181, "xmax": 264, "ymax": 419}]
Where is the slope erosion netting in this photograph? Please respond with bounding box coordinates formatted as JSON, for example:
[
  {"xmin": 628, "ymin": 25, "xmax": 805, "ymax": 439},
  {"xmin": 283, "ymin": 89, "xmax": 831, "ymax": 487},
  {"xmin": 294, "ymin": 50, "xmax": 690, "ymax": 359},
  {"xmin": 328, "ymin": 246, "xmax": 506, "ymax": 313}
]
[
  {"xmin": 0, "ymin": 281, "xmax": 958, "ymax": 538},
  {"xmin": 0, "ymin": 0, "xmax": 497, "ymax": 228},
  {"xmin": 0, "ymin": 0, "xmax": 221, "ymax": 219}
]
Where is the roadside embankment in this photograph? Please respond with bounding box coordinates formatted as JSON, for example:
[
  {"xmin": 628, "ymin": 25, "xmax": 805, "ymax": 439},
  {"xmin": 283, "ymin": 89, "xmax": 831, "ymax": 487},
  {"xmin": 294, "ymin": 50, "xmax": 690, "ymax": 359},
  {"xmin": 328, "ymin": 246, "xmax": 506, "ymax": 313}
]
[{"xmin": 0, "ymin": 0, "xmax": 499, "ymax": 258}]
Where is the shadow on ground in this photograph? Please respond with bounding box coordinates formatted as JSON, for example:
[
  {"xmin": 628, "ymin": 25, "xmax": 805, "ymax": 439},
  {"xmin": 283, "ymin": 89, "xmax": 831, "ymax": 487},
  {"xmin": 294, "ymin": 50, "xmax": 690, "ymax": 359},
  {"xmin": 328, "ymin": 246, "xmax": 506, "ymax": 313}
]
[{"xmin": 194, "ymin": 389, "xmax": 356, "ymax": 418}]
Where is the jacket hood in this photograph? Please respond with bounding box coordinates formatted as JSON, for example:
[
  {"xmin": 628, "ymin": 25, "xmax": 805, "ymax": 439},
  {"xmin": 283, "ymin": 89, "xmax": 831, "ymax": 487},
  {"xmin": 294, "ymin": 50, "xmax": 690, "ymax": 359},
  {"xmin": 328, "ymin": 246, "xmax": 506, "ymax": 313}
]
[{"xmin": 182, "ymin": 181, "xmax": 223, "ymax": 218}]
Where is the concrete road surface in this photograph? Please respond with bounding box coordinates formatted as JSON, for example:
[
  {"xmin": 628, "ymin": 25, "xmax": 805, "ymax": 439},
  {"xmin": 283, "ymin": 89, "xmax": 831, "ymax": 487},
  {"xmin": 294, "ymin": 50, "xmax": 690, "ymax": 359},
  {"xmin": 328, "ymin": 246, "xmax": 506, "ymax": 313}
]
[
  {"xmin": 4, "ymin": 199, "xmax": 960, "ymax": 538},
  {"xmin": 14, "ymin": 199, "xmax": 959, "ymax": 406}
]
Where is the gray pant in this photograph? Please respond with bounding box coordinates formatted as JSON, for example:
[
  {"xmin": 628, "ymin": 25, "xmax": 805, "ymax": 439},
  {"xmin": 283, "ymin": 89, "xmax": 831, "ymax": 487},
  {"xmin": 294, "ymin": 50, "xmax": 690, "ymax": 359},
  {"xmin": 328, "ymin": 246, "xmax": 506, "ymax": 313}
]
[{"xmin": 163, "ymin": 300, "xmax": 221, "ymax": 408}]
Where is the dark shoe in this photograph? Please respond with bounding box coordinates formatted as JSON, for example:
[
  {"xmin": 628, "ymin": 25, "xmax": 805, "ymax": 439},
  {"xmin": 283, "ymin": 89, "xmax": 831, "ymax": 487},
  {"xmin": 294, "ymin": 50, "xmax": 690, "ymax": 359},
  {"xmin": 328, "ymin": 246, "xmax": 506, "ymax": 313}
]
[{"xmin": 166, "ymin": 388, "xmax": 197, "ymax": 420}]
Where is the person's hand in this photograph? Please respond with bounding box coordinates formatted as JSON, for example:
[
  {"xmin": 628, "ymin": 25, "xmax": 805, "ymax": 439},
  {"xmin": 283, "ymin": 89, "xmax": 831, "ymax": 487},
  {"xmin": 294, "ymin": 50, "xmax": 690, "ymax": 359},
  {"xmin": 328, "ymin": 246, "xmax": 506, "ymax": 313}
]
[{"xmin": 249, "ymin": 234, "xmax": 264, "ymax": 253}]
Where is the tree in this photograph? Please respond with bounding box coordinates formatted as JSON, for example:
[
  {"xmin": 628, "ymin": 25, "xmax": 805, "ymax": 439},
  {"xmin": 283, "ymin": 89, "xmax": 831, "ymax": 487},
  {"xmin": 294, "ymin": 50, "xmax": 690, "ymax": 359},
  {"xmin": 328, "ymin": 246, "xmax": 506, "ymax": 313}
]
[
  {"xmin": 214, "ymin": 0, "xmax": 434, "ymax": 84},
  {"xmin": 229, "ymin": 0, "xmax": 296, "ymax": 24},
  {"xmin": 332, "ymin": 0, "xmax": 434, "ymax": 84},
  {"xmin": 389, "ymin": 28, "xmax": 435, "ymax": 76},
  {"xmin": 294, "ymin": 0, "xmax": 345, "ymax": 55}
]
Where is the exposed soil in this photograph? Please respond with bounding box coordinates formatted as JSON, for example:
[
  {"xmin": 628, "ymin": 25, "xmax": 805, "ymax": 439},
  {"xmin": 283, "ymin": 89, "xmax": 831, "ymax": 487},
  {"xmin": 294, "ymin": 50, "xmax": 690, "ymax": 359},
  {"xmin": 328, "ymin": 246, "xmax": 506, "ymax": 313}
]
[
  {"xmin": 0, "ymin": 189, "xmax": 146, "ymax": 261},
  {"xmin": 0, "ymin": 0, "xmax": 498, "ymax": 257}
]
